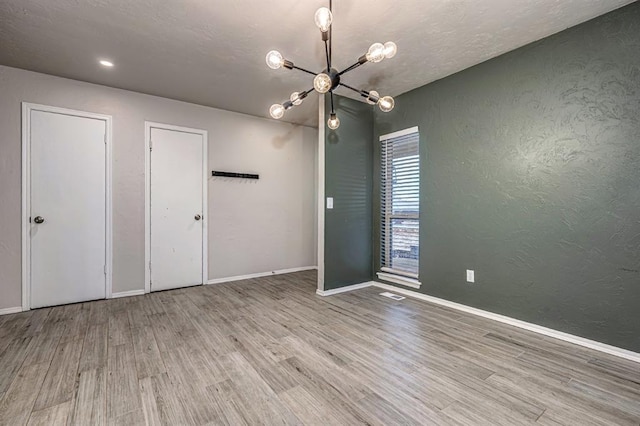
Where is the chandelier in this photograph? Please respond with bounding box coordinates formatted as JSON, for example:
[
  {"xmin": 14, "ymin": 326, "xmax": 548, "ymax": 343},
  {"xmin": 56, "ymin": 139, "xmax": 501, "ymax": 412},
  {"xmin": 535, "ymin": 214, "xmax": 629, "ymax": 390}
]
[{"xmin": 265, "ymin": 1, "xmax": 397, "ymax": 130}]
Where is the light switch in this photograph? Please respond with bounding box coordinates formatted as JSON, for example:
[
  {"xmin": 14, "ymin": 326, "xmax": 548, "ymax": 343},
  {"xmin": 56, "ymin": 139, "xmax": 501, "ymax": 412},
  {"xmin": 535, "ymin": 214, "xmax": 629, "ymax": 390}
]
[
  {"xmin": 326, "ymin": 197, "xmax": 334, "ymax": 209},
  {"xmin": 466, "ymin": 269, "xmax": 475, "ymax": 283}
]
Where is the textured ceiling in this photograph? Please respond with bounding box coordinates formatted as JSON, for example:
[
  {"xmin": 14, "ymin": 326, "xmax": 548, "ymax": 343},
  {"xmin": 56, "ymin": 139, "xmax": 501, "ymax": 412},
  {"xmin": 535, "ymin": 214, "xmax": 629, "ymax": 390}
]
[{"xmin": 0, "ymin": 0, "xmax": 635, "ymax": 127}]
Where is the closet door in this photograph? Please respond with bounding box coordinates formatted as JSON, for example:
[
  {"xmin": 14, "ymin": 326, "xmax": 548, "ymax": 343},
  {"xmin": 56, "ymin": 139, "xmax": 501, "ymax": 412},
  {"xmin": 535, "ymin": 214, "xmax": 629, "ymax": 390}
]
[
  {"xmin": 30, "ymin": 109, "xmax": 107, "ymax": 308},
  {"xmin": 149, "ymin": 125, "xmax": 205, "ymax": 291}
]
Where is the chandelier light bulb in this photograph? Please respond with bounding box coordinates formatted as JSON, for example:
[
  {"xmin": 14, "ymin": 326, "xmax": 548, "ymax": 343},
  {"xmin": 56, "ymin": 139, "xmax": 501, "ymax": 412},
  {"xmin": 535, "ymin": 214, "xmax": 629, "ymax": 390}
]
[
  {"xmin": 327, "ymin": 113, "xmax": 340, "ymax": 130},
  {"xmin": 366, "ymin": 43, "xmax": 385, "ymax": 63},
  {"xmin": 265, "ymin": 50, "xmax": 284, "ymax": 69},
  {"xmin": 383, "ymin": 41, "xmax": 397, "ymax": 59},
  {"xmin": 314, "ymin": 7, "xmax": 333, "ymax": 32},
  {"xmin": 269, "ymin": 103, "xmax": 285, "ymax": 119},
  {"xmin": 366, "ymin": 90, "xmax": 380, "ymax": 105},
  {"xmin": 290, "ymin": 92, "xmax": 303, "ymax": 106},
  {"xmin": 378, "ymin": 96, "xmax": 395, "ymax": 112},
  {"xmin": 313, "ymin": 73, "xmax": 332, "ymax": 93}
]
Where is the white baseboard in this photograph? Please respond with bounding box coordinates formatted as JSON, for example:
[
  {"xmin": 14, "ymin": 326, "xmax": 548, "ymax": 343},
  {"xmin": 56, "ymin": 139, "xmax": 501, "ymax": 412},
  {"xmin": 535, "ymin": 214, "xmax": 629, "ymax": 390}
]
[
  {"xmin": 111, "ymin": 289, "xmax": 145, "ymax": 299},
  {"xmin": 313, "ymin": 279, "xmax": 640, "ymax": 363},
  {"xmin": 207, "ymin": 266, "xmax": 318, "ymax": 285},
  {"xmin": 316, "ymin": 281, "xmax": 374, "ymax": 296},
  {"xmin": 0, "ymin": 306, "xmax": 23, "ymax": 316},
  {"xmin": 371, "ymin": 282, "xmax": 640, "ymax": 364}
]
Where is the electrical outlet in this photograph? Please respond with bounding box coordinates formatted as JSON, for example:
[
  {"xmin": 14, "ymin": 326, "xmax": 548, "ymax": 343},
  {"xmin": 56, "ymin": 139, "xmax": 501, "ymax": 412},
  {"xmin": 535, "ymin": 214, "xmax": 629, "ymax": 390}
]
[
  {"xmin": 326, "ymin": 197, "xmax": 334, "ymax": 209},
  {"xmin": 466, "ymin": 269, "xmax": 475, "ymax": 283}
]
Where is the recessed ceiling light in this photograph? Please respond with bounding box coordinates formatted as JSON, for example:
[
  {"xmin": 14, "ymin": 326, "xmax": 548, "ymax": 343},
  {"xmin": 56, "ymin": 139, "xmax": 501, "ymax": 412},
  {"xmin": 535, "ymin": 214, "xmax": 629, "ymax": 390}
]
[{"xmin": 99, "ymin": 60, "xmax": 114, "ymax": 67}]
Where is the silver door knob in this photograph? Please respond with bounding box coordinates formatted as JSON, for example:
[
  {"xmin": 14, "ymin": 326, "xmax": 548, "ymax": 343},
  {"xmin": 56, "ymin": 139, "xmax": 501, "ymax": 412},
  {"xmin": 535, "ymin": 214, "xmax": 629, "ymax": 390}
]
[
  {"xmin": 34, "ymin": 216, "xmax": 45, "ymax": 224},
  {"xmin": 194, "ymin": 214, "xmax": 201, "ymax": 221}
]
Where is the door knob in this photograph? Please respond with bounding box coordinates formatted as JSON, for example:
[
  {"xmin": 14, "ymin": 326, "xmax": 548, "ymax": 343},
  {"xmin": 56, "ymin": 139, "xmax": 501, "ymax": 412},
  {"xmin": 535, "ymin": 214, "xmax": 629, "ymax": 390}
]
[
  {"xmin": 33, "ymin": 216, "xmax": 45, "ymax": 224},
  {"xmin": 194, "ymin": 214, "xmax": 201, "ymax": 221}
]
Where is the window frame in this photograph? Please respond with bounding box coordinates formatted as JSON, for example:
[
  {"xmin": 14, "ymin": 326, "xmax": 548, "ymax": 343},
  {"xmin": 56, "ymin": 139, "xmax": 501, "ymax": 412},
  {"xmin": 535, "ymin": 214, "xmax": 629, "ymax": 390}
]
[{"xmin": 377, "ymin": 126, "xmax": 421, "ymax": 288}]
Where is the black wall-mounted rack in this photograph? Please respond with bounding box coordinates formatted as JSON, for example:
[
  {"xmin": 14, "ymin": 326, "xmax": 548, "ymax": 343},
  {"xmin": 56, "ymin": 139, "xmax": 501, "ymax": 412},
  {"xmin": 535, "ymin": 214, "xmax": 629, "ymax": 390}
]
[{"xmin": 212, "ymin": 171, "xmax": 259, "ymax": 180}]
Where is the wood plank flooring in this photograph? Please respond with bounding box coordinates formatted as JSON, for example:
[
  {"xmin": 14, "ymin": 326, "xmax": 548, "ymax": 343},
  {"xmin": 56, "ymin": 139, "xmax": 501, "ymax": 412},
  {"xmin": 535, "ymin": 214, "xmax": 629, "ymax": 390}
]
[{"xmin": 1, "ymin": 270, "xmax": 639, "ymax": 425}]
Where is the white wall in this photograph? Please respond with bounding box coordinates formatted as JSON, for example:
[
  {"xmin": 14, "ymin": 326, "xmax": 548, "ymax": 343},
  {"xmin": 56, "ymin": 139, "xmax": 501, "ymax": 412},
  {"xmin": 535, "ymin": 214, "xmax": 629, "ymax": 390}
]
[
  {"xmin": 0, "ymin": 65, "xmax": 317, "ymax": 309},
  {"xmin": 207, "ymin": 113, "xmax": 317, "ymax": 278}
]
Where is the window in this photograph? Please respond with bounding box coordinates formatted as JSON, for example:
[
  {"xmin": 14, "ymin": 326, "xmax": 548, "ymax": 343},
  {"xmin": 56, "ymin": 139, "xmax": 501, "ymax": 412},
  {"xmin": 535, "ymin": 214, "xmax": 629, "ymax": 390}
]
[{"xmin": 378, "ymin": 127, "xmax": 421, "ymax": 288}]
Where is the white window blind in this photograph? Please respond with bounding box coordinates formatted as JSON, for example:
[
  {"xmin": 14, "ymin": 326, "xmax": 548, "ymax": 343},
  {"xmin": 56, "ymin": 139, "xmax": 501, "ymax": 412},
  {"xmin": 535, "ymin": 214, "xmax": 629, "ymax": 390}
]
[{"xmin": 380, "ymin": 127, "xmax": 420, "ymax": 277}]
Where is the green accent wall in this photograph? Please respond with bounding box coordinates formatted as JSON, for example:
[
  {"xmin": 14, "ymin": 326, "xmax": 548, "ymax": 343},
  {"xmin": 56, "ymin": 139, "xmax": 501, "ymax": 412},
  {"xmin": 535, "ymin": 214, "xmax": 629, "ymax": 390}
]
[
  {"xmin": 373, "ymin": 3, "xmax": 640, "ymax": 352},
  {"xmin": 324, "ymin": 95, "xmax": 374, "ymax": 290}
]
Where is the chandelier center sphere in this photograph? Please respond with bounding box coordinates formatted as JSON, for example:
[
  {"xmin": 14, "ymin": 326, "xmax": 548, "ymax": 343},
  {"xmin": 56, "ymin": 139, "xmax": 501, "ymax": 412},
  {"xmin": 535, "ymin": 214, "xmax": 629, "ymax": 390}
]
[{"xmin": 326, "ymin": 68, "xmax": 341, "ymax": 92}]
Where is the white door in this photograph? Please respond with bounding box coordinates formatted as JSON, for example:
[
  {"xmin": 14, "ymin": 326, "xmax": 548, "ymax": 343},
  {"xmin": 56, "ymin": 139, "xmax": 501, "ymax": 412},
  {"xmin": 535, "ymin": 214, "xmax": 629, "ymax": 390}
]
[
  {"xmin": 30, "ymin": 110, "xmax": 107, "ymax": 308},
  {"xmin": 150, "ymin": 126, "xmax": 205, "ymax": 291}
]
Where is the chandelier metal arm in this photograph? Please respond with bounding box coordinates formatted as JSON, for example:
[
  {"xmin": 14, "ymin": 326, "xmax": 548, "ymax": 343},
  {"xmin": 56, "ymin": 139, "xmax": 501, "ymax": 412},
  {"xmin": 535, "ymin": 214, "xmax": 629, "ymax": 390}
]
[
  {"xmin": 339, "ymin": 82, "xmax": 380, "ymax": 103},
  {"xmin": 338, "ymin": 55, "xmax": 368, "ymax": 76},
  {"xmin": 324, "ymin": 40, "xmax": 331, "ymax": 70},
  {"xmin": 339, "ymin": 81, "xmax": 365, "ymax": 96},
  {"xmin": 330, "ymin": 91, "xmax": 335, "ymax": 113},
  {"xmin": 290, "ymin": 65, "xmax": 317, "ymax": 77},
  {"xmin": 281, "ymin": 87, "xmax": 315, "ymax": 109},
  {"xmin": 329, "ymin": 28, "xmax": 333, "ymax": 66},
  {"xmin": 301, "ymin": 87, "xmax": 315, "ymax": 98},
  {"xmin": 329, "ymin": 0, "xmax": 333, "ymax": 67}
]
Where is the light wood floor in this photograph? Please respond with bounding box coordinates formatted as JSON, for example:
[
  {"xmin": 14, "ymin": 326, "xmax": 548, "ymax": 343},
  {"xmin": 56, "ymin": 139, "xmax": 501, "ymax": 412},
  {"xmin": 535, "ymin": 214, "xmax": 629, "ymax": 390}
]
[{"xmin": 1, "ymin": 271, "xmax": 639, "ymax": 425}]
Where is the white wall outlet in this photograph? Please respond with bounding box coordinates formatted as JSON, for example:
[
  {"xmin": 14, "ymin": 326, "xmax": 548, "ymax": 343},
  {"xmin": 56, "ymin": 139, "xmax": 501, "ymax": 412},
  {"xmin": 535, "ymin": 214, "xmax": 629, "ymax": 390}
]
[
  {"xmin": 326, "ymin": 197, "xmax": 334, "ymax": 209},
  {"xmin": 466, "ymin": 269, "xmax": 475, "ymax": 283}
]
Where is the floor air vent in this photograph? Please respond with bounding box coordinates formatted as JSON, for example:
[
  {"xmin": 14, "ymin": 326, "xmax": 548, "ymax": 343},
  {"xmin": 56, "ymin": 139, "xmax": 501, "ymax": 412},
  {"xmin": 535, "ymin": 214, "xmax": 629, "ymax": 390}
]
[{"xmin": 380, "ymin": 292, "xmax": 405, "ymax": 301}]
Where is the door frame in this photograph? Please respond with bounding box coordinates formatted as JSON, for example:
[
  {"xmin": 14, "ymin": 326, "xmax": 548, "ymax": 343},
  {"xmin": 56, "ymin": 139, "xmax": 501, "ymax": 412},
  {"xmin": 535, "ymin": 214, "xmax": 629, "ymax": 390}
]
[
  {"xmin": 144, "ymin": 121, "xmax": 208, "ymax": 294},
  {"xmin": 21, "ymin": 102, "xmax": 113, "ymax": 311}
]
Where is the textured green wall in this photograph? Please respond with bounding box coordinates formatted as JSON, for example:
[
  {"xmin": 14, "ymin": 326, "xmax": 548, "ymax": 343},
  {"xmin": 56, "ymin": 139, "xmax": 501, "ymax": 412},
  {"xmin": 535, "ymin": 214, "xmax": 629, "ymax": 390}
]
[
  {"xmin": 324, "ymin": 95, "xmax": 374, "ymax": 290},
  {"xmin": 373, "ymin": 3, "xmax": 640, "ymax": 351}
]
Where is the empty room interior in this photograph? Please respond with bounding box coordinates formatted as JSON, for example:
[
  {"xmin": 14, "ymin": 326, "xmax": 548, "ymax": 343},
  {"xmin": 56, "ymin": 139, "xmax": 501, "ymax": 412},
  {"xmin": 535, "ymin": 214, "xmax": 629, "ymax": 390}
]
[{"xmin": 1, "ymin": 0, "xmax": 640, "ymax": 424}]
